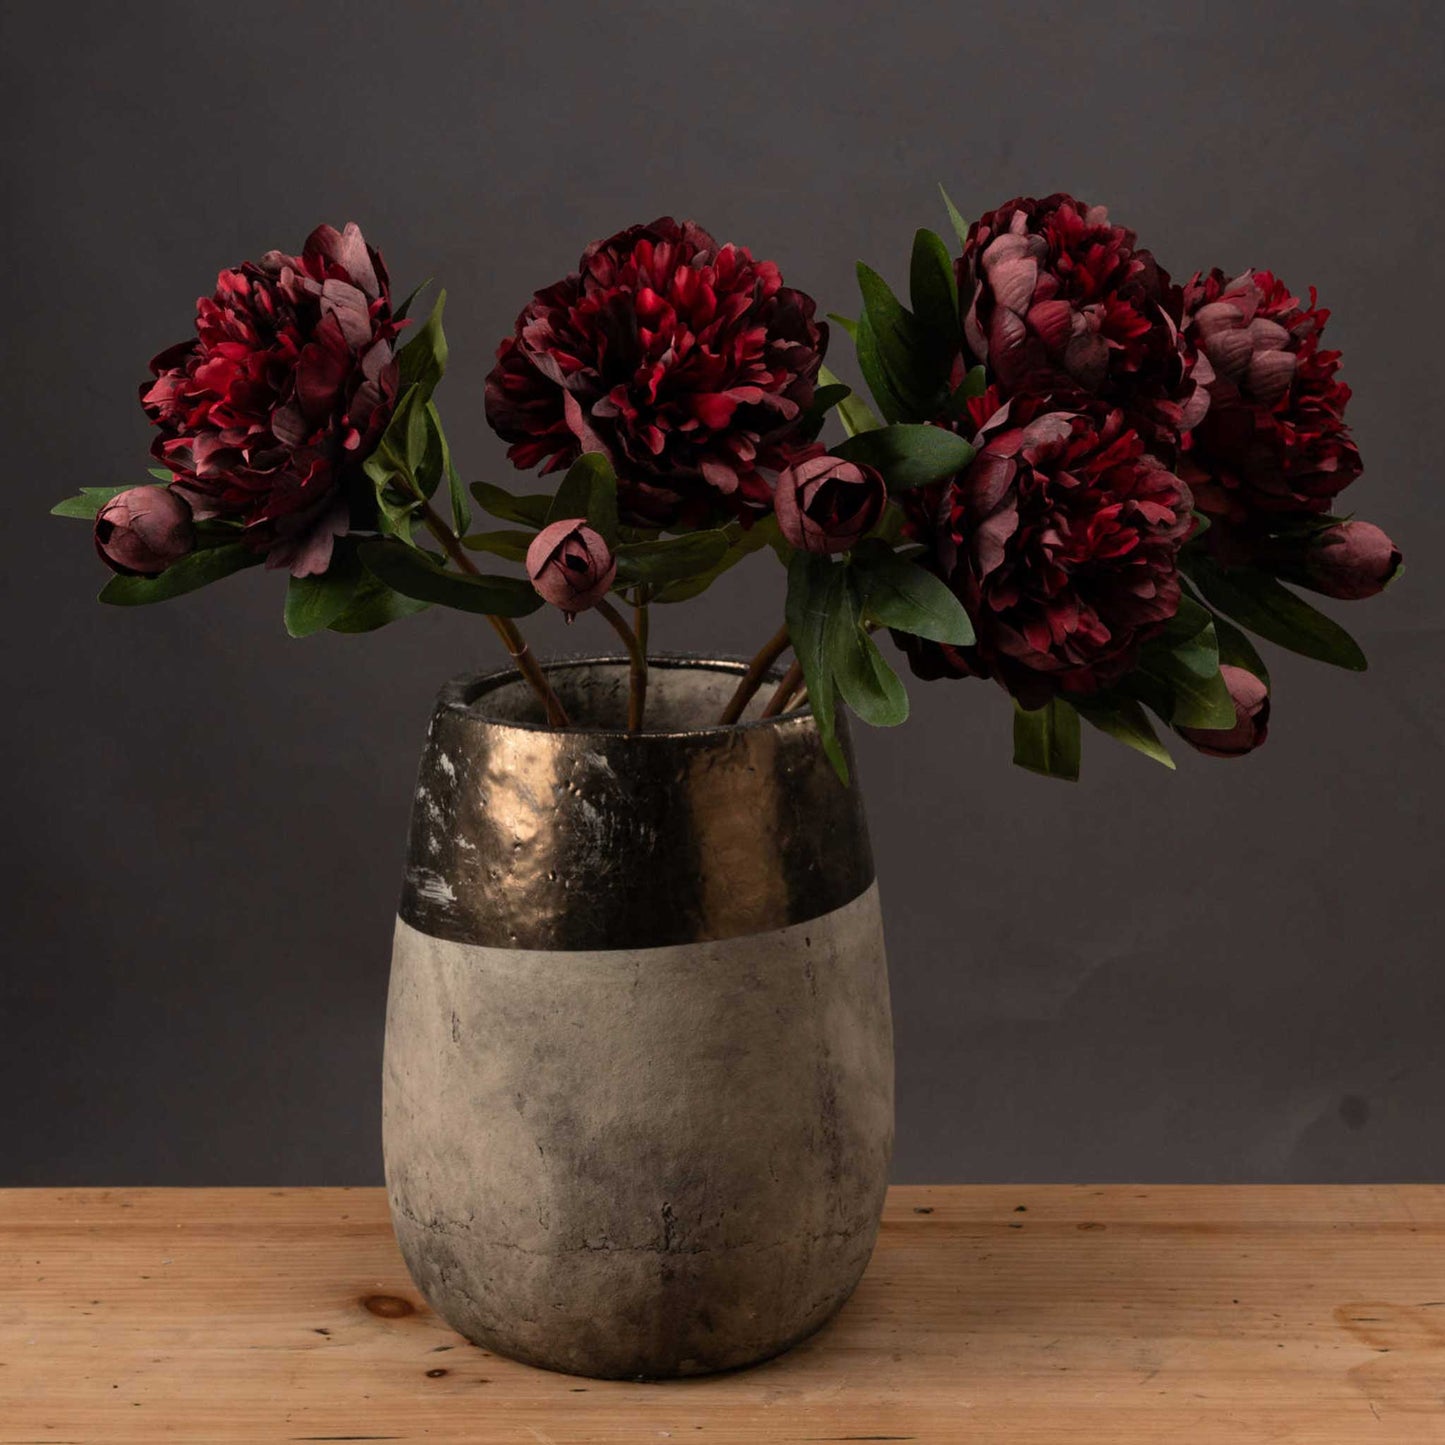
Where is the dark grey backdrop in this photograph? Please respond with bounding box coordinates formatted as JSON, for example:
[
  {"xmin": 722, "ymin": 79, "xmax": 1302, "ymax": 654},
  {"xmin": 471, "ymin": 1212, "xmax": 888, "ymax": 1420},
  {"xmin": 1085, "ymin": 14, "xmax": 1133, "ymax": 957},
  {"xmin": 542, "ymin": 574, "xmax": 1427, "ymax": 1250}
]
[{"xmin": 3, "ymin": 0, "xmax": 1440, "ymax": 1185}]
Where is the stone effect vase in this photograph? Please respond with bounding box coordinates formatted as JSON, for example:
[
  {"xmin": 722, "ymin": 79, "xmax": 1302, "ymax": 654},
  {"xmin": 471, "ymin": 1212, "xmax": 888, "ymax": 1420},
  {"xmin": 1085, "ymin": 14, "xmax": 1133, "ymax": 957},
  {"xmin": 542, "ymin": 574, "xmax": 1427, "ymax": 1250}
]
[{"xmin": 383, "ymin": 656, "xmax": 893, "ymax": 1379}]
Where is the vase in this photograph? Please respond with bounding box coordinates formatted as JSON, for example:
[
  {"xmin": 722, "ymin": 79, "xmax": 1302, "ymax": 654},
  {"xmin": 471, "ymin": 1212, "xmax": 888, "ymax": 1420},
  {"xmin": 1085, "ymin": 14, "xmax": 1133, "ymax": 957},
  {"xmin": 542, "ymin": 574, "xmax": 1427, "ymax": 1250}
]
[{"xmin": 382, "ymin": 655, "xmax": 893, "ymax": 1379}]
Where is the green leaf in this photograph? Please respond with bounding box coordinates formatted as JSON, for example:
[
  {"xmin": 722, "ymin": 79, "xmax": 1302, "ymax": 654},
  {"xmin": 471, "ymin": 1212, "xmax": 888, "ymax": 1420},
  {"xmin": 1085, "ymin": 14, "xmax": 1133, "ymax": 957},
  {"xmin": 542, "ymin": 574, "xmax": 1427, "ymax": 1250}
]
[
  {"xmin": 1132, "ymin": 600, "xmax": 1237, "ymax": 730},
  {"xmin": 1186, "ymin": 555, "xmax": 1367, "ymax": 671},
  {"xmin": 827, "ymin": 313, "xmax": 859, "ymax": 340},
  {"xmin": 829, "ymin": 580, "xmax": 910, "ymax": 728},
  {"xmin": 147, "ymin": 467, "xmax": 174, "ymax": 482},
  {"xmin": 943, "ymin": 365, "xmax": 988, "ymax": 417},
  {"xmin": 98, "ymin": 543, "xmax": 262, "ymax": 606},
  {"xmin": 818, "ymin": 364, "xmax": 881, "ymax": 438},
  {"xmin": 856, "ymin": 261, "xmax": 948, "ymax": 421},
  {"xmin": 326, "ymin": 574, "xmax": 431, "ymax": 633},
  {"xmin": 1012, "ymin": 698, "xmax": 1081, "ymax": 781},
  {"xmin": 854, "ymin": 309, "xmax": 908, "ymax": 424},
  {"xmin": 832, "ymin": 423, "xmax": 976, "ymax": 491},
  {"xmin": 392, "ymin": 277, "xmax": 432, "ymax": 325},
  {"xmin": 428, "ymin": 404, "xmax": 470, "ymax": 535},
  {"xmin": 1074, "ymin": 696, "xmax": 1175, "ymax": 770},
  {"xmin": 939, "ymin": 184, "xmax": 971, "ymax": 248},
  {"xmin": 470, "ymin": 480, "xmax": 552, "ymax": 529},
  {"xmin": 52, "ymin": 485, "xmax": 142, "ymax": 520},
  {"xmin": 283, "ymin": 540, "xmax": 365, "ymax": 638},
  {"xmin": 785, "ymin": 550, "xmax": 850, "ymax": 783},
  {"xmin": 545, "ymin": 452, "xmax": 620, "ymax": 546},
  {"xmin": 357, "ymin": 538, "xmax": 544, "ymax": 618},
  {"xmin": 613, "ymin": 530, "xmax": 730, "ymax": 586},
  {"xmin": 797, "ymin": 382, "xmax": 853, "ymax": 441},
  {"xmin": 461, "ymin": 528, "xmax": 536, "ymax": 563},
  {"xmin": 396, "ymin": 290, "xmax": 447, "ymax": 400},
  {"xmin": 909, "ymin": 228, "xmax": 960, "ymax": 349},
  {"xmin": 853, "ymin": 542, "xmax": 973, "ymax": 644},
  {"xmin": 651, "ymin": 516, "xmax": 778, "ymax": 604},
  {"xmin": 1182, "ymin": 580, "xmax": 1271, "ymax": 688},
  {"xmin": 363, "ymin": 383, "xmax": 428, "ymax": 536}
]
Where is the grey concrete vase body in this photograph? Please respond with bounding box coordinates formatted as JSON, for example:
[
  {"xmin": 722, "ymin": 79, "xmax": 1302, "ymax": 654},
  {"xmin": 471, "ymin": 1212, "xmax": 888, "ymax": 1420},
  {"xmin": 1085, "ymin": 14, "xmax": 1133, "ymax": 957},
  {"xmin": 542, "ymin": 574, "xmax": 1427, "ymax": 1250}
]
[{"xmin": 382, "ymin": 657, "xmax": 893, "ymax": 1379}]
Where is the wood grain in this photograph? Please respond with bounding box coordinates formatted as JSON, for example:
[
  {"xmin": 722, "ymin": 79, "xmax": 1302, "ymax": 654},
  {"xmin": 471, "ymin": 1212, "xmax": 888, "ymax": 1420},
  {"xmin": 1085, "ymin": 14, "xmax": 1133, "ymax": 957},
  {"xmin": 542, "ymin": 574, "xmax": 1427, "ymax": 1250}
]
[{"xmin": 3, "ymin": 1186, "xmax": 1443, "ymax": 1443}]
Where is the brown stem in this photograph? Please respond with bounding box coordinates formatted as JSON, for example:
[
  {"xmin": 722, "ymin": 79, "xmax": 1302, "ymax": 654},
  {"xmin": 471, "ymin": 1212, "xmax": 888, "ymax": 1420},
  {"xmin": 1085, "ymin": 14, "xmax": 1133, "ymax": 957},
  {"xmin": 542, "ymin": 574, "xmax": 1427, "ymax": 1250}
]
[
  {"xmin": 719, "ymin": 623, "xmax": 791, "ymax": 726},
  {"xmin": 595, "ymin": 597, "xmax": 647, "ymax": 732},
  {"xmin": 761, "ymin": 658, "xmax": 805, "ymax": 718},
  {"xmin": 634, "ymin": 597, "xmax": 650, "ymax": 658},
  {"xmin": 419, "ymin": 500, "xmax": 570, "ymax": 727}
]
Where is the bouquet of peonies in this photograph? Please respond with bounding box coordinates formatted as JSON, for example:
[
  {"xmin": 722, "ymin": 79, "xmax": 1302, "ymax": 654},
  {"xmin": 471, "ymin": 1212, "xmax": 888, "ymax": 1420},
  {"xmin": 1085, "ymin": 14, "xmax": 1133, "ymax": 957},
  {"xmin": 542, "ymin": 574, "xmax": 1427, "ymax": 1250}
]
[{"xmin": 57, "ymin": 197, "xmax": 1401, "ymax": 778}]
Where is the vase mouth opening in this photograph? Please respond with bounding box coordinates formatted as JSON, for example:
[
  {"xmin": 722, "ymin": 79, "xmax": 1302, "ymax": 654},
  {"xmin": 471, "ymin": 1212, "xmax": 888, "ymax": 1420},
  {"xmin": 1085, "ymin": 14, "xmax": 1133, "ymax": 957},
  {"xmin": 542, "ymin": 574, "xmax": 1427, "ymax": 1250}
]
[{"xmin": 439, "ymin": 654, "xmax": 810, "ymax": 739}]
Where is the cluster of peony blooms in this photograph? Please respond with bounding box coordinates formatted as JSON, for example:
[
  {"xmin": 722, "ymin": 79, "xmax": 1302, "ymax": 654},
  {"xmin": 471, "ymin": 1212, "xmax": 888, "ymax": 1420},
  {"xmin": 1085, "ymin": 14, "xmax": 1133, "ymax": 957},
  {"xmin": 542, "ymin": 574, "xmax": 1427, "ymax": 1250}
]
[{"xmin": 61, "ymin": 196, "xmax": 1401, "ymax": 778}]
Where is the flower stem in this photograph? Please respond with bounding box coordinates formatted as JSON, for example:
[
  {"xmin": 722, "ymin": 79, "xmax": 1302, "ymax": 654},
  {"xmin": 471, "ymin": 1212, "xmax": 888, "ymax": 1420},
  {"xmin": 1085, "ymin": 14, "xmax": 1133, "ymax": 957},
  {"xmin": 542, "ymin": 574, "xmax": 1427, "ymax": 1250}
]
[
  {"xmin": 595, "ymin": 597, "xmax": 647, "ymax": 732},
  {"xmin": 719, "ymin": 623, "xmax": 792, "ymax": 725},
  {"xmin": 761, "ymin": 658, "xmax": 805, "ymax": 718},
  {"xmin": 418, "ymin": 500, "xmax": 570, "ymax": 727}
]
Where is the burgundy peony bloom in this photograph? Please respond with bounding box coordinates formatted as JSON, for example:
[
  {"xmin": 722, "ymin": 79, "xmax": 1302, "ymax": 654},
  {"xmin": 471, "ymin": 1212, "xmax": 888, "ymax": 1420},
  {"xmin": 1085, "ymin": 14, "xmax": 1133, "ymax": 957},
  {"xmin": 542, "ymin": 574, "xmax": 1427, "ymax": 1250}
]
[
  {"xmin": 1182, "ymin": 269, "xmax": 1360, "ymax": 527},
  {"xmin": 94, "ymin": 486, "xmax": 195, "ymax": 576},
  {"xmin": 774, "ymin": 454, "xmax": 886, "ymax": 554},
  {"xmin": 1294, "ymin": 520, "xmax": 1402, "ymax": 600},
  {"xmin": 141, "ymin": 223, "xmax": 401, "ymax": 577},
  {"xmin": 900, "ymin": 400, "xmax": 1194, "ymax": 704},
  {"xmin": 485, "ymin": 217, "xmax": 827, "ymax": 527},
  {"xmin": 526, "ymin": 518, "xmax": 617, "ymax": 616},
  {"xmin": 1177, "ymin": 665, "xmax": 1270, "ymax": 758},
  {"xmin": 959, "ymin": 195, "xmax": 1210, "ymax": 448}
]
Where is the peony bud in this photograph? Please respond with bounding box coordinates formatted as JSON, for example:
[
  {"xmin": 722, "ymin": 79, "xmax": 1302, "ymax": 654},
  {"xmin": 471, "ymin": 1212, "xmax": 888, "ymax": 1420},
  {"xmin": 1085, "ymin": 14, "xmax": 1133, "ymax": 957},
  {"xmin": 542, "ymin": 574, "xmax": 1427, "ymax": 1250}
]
[
  {"xmin": 1177, "ymin": 665, "xmax": 1271, "ymax": 759},
  {"xmin": 525, "ymin": 518, "xmax": 617, "ymax": 617},
  {"xmin": 774, "ymin": 455, "xmax": 887, "ymax": 554},
  {"xmin": 1300, "ymin": 521, "xmax": 1402, "ymax": 600},
  {"xmin": 94, "ymin": 486, "xmax": 195, "ymax": 576}
]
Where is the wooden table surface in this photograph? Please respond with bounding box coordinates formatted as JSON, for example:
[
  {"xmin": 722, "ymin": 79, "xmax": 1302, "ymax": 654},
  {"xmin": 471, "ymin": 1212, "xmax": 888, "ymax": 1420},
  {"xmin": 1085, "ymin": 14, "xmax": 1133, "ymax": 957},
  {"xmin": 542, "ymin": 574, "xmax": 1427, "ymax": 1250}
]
[{"xmin": 3, "ymin": 1186, "xmax": 1443, "ymax": 1443}]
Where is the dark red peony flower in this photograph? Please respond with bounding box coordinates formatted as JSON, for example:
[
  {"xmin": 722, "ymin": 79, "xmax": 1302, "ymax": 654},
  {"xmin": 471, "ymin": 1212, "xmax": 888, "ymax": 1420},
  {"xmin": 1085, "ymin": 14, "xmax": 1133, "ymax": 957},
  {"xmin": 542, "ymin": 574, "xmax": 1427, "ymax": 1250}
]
[
  {"xmin": 484, "ymin": 217, "xmax": 827, "ymax": 527},
  {"xmin": 959, "ymin": 194, "xmax": 1210, "ymax": 448},
  {"xmin": 525, "ymin": 518, "xmax": 617, "ymax": 617},
  {"xmin": 899, "ymin": 398, "xmax": 1194, "ymax": 705},
  {"xmin": 774, "ymin": 453, "xmax": 887, "ymax": 554},
  {"xmin": 94, "ymin": 485, "xmax": 195, "ymax": 576},
  {"xmin": 141, "ymin": 223, "xmax": 401, "ymax": 577},
  {"xmin": 1176, "ymin": 665, "xmax": 1270, "ymax": 758},
  {"xmin": 1181, "ymin": 268, "xmax": 1360, "ymax": 527}
]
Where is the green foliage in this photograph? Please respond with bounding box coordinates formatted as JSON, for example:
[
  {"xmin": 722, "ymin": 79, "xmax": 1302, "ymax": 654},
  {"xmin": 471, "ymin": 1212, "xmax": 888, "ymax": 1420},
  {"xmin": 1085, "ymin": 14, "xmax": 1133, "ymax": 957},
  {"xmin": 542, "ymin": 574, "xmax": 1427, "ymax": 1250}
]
[
  {"xmin": 283, "ymin": 540, "xmax": 366, "ymax": 638},
  {"xmin": 358, "ymin": 539, "xmax": 543, "ymax": 618},
  {"xmin": 392, "ymin": 277, "xmax": 432, "ymax": 324},
  {"xmin": 1012, "ymin": 697, "xmax": 1081, "ymax": 781},
  {"xmin": 613, "ymin": 530, "xmax": 731, "ymax": 587},
  {"xmin": 817, "ymin": 364, "xmax": 881, "ymax": 438},
  {"xmin": 785, "ymin": 551, "xmax": 850, "ymax": 782},
  {"xmin": 52, "ymin": 485, "xmax": 143, "ymax": 520},
  {"xmin": 326, "ymin": 575, "xmax": 430, "ymax": 633},
  {"xmin": 1128, "ymin": 596, "xmax": 1237, "ymax": 730},
  {"xmin": 461, "ymin": 529, "xmax": 536, "ymax": 563},
  {"xmin": 855, "ymin": 262, "xmax": 948, "ymax": 422},
  {"xmin": 470, "ymin": 480, "xmax": 553, "ymax": 529},
  {"xmin": 851, "ymin": 541, "xmax": 973, "ymax": 644},
  {"xmin": 396, "ymin": 290, "xmax": 448, "ymax": 399},
  {"xmin": 545, "ymin": 453, "xmax": 619, "ymax": 545},
  {"xmin": 939, "ymin": 184, "xmax": 971, "ymax": 248},
  {"xmin": 651, "ymin": 516, "xmax": 780, "ymax": 604},
  {"xmin": 908, "ymin": 228, "xmax": 960, "ymax": 352},
  {"xmin": 1186, "ymin": 554, "xmax": 1367, "ymax": 671},
  {"xmin": 831, "ymin": 423, "xmax": 975, "ymax": 490},
  {"xmin": 1074, "ymin": 696, "xmax": 1175, "ymax": 770},
  {"xmin": 98, "ymin": 543, "xmax": 262, "ymax": 606},
  {"xmin": 829, "ymin": 575, "xmax": 909, "ymax": 728}
]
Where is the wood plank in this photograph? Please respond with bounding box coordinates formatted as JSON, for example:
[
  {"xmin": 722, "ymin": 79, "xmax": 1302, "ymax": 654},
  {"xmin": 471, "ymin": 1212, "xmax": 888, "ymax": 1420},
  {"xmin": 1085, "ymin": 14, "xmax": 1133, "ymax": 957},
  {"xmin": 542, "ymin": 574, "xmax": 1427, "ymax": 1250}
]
[{"xmin": 2, "ymin": 1186, "xmax": 1443, "ymax": 1443}]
